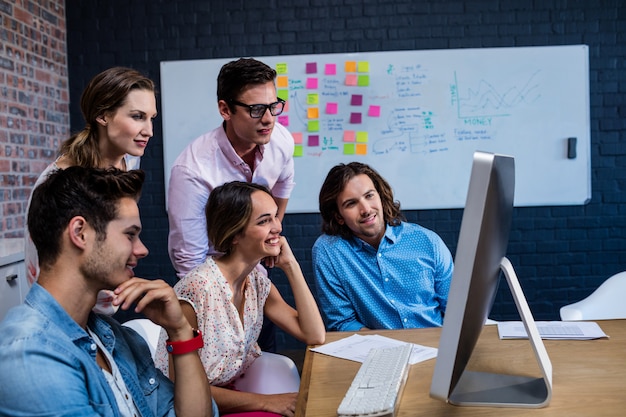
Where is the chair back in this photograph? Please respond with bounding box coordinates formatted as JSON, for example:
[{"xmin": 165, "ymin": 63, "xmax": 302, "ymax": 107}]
[
  {"xmin": 123, "ymin": 318, "xmax": 162, "ymax": 359},
  {"xmin": 560, "ymin": 271, "xmax": 626, "ymax": 320}
]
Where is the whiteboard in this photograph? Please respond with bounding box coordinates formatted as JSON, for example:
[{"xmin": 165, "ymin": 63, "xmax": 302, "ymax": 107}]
[{"xmin": 160, "ymin": 45, "xmax": 590, "ymax": 212}]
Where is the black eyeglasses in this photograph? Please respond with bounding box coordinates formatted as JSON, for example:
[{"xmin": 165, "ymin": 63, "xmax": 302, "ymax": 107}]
[{"xmin": 229, "ymin": 98, "xmax": 285, "ymax": 118}]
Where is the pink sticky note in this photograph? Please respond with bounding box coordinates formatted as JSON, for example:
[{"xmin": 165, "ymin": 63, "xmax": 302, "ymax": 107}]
[
  {"xmin": 345, "ymin": 74, "xmax": 358, "ymax": 86},
  {"xmin": 292, "ymin": 132, "xmax": 303, "ymax": 144},
  {"xmin": 326, "ymin": 102, "xmax": 338, "ymax": 114},
  {"xmin": 325, "ymin": 63, "xmax": 337, "ymax": 75},
  {"xmin": 368, "ymin": 105, "xmax": 381, "ymax": 117},
  {"xmin": 351, "ymin": 95, "xmax": 363, "ymax": 106},
  {"xmin": 350, "ymin": 113, "xmax": 362, "ymax": 124},
  {"xmin": 343, "ymin": 131, "xmax": 356, "ymax": 142},
  {"xmin": 306, "ymin": 62, "xmax": 317, "ymax": 74},
  {"xmin": 277, "ymin": 115, "xmax": 289, "ymax": 126},
  {"xmin": 306, "ymin": 78, "xmax": 318, "ymax": 89},
  {"xmin": 308, "ymin": 135, "xmax": 320, "ymax": 146}
]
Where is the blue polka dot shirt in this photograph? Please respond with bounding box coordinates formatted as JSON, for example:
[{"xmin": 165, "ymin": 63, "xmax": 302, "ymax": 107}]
[{"xmin": 312, "ymin": 222, "xmax": 454, "ymax": 332}]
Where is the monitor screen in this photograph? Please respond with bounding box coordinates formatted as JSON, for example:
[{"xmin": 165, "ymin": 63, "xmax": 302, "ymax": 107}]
[{"xmin": 429, "ymin": 151, "xmax": 552, "ymax": 408}]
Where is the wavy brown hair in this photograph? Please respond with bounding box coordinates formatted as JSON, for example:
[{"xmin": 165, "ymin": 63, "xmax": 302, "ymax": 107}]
[
  {"xmin": 59, "ymin": 67, "xmax": 155, "ymax": 168},
  {"xmin": 318, "ymin": 162, "xmax": 405, "ymax": 239},
  {"xmin": 205, "ymin": 181, "xmax": 273, "ymax": 254}
]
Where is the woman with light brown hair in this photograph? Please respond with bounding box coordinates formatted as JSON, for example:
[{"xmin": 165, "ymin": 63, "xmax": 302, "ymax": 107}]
[{"xmin": 24, "ymin": 66, "xmax": 157, "ymax": 314}]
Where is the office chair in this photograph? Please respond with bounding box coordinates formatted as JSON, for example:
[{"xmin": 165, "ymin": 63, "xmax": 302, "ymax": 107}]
[
  {"xmin": 560, "ymin": 271, "xmax": 626, "ymax": 321},
  {"xmin": 123, "ymin": 318, "xmax": 162, "ymax": 359}
]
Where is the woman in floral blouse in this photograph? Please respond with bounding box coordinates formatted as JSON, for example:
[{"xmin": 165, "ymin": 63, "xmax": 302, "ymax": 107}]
[{"xmin": 156, "ymin": 181, "xmax": 325, "ymax": 417}]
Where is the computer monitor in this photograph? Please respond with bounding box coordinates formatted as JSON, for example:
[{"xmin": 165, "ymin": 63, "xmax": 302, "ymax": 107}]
[{"xmin": 429, "ymin": 151, "xmax": 552, "ymax": 408}]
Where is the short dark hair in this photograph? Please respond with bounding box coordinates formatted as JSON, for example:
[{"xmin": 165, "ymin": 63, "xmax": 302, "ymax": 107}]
[
  {"xmin": 318, "ymin": 162, "xmax": 404, "ymax": 239},
  {"xmin": 206, "ymin": 181, "xmax": 272, "ymax": 254},
  {"xmin": 216, "ymin": 58, "xmax": 277, "ymax": 112},
  {"xmin": 28, "ymin": 166, "xmax": 145, "ymax": 269}
]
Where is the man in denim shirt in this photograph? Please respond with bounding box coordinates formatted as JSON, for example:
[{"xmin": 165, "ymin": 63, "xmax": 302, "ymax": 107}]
[
  {"xmin": 0, "ymin": 167, "xmax": 218, "ymax": 417},
  {"xmin": 312, "ymin": 162, "xmax": 454, "ymax": 332}
]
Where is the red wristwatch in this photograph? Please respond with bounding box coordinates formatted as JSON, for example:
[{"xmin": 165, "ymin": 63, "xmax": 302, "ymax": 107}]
[{"xmin": 166, "ymin": 329, "xmax": 204, "ymax": 355}]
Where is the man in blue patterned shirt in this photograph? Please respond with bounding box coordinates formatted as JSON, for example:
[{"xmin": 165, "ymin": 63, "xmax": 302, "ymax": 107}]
[{"xmin": 312, "ymin": 162, "xmax": 454, "ymax": 332}]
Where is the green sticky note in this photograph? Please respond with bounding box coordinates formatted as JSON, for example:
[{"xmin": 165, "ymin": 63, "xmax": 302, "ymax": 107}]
[
  {"xmin": 357, "ymin": 75, "xmax": 370, "ymax": 87},
  {"xmin": 308, "ymin": 120, "xmax": 320, "ymax": 132},
  {"xmin": 343, "ymin": 143, "xmax": 356, "ymax": 155},
  {"xmin": 293, "ymin": 145, "xmax": 303, "ymax": 157},
  {"xmin": 277, "ymin": 89, "xmax": 289, "ymax": 101},
  {"xmin": 307, "ymin": 93, "xmax": 319, "ymax": 105},
  {"xmin": 276, "ymin": 63, "xmax": 288, "ymax": 74}
]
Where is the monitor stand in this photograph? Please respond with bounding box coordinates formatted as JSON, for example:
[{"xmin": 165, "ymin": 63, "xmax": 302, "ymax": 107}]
[{"xmin": 449, "ymin": 257, "xmax": 553, "ymax": 408}]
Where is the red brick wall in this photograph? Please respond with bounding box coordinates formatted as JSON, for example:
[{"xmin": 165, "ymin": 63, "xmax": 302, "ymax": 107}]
[{"xmin": 0, "ymin": 0, "xmax": 67, "ymax": 238}]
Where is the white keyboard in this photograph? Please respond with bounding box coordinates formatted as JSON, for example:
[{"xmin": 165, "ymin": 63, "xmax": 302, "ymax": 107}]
[{"xmin": 337, "ymin": 343, "xmax": 412, "ymax": 417}]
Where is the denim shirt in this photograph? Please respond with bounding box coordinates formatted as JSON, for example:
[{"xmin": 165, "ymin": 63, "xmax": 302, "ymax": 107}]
[{"xmin": 0, "ymin": 283, "xmax": 218, "ymax": 417}]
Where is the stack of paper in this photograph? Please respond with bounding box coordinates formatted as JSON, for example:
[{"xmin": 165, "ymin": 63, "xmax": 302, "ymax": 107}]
[
  {"xmin": 310, "ymin": 334, "xmax": 438, "ymax": 365},
  {"xmin": 497, "ymin": 321, "xmax": 609, "ymax": 340}
]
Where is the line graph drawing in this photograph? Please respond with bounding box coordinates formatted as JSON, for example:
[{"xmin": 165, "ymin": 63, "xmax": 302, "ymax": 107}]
[{"xmin": 452, "ymin": 70, "xmax": 542, "ymax": 119}]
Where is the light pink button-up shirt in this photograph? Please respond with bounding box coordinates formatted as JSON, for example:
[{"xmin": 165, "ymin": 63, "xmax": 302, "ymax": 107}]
[{"xmin": 167, "ymin": 123, "xmax": 295, "ymax": 277}]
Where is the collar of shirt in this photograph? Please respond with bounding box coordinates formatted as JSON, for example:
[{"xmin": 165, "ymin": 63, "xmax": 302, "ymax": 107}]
[
  {"xmin": 218, "ymin": 122, "xmax": 265, "ymax": 167},
  {"xmin": 349, "ymin": 222, "xmax": 402, "ymax": 252}
]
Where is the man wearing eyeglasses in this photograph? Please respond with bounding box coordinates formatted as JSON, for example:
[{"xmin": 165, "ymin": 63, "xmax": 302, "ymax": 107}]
[{"xmin": 167, "ymin": 58, "xmax": 295, "ymax": 280}]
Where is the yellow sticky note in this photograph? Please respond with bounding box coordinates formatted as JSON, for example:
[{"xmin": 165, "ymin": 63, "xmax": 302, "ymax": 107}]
[
  {"xmin": 307, "ymin": 93, "xmax": 319, "ymax": 105},
  {"xmin": 277, "ymin": 76, "xmax": 289, "ymax": 88},
  {"xmin": 276, "ymin": 63, "xmax": 288, "ymax": 74},
  {"xmin": 307, "ymin": 107, "xmax": 319, "ymax": 119},
  {"xmin": 345, "ymin": 61, "xmax": 357, "ymax": 72},
  {"xmin": 356, "ymin": 131, "xmax": 368, "ymax": 142},
  {"xmin": 357, "ymin": 61, "xmax": 369, "ymax": 73}
]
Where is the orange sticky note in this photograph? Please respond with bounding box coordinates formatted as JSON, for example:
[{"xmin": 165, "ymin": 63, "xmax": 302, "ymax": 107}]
[
  {"xmin": 345, "ymin": 61, "xmax": 357, "ymax": 72},
  {"xmin": 307, "ymin": 107, "xmax": 319, "ymax": 119},
  {"xmin": 277, "ymin": 76, "xmax": 288, "ymax": 88},
  {"xmin": 356, "ymin": 143, "xmax": 367, "ymax": 155}
]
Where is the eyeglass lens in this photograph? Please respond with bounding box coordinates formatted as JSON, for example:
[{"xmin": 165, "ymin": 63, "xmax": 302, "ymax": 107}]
[{"xmin": 249, "ymin": 101, "xmax": 284, "ymax": 118}]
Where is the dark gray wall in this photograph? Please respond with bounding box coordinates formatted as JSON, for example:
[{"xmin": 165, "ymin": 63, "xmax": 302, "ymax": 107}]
[{"xmin": 66, "ymin": 0, "xmax": 626, "ymax": 350}]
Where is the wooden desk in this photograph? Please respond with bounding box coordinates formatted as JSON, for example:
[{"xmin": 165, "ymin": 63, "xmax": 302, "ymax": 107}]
[{"xmin": 296, "ymin": 320, "xmax": 626, "ymax": 416}]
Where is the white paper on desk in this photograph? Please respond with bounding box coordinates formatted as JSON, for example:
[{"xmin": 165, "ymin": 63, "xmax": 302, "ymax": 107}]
[
  {"xmin": 309, "ymin": 333, "xmax": 438, "ymax": 365},
  {"xmin": 497, "ymin": 321, "xmax": 609, "ymax": 340}
]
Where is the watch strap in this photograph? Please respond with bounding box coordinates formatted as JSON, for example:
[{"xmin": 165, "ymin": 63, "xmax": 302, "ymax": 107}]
[{"xmin": 166, "ymin": 329, "xmax": 204, "ymax": 355}]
